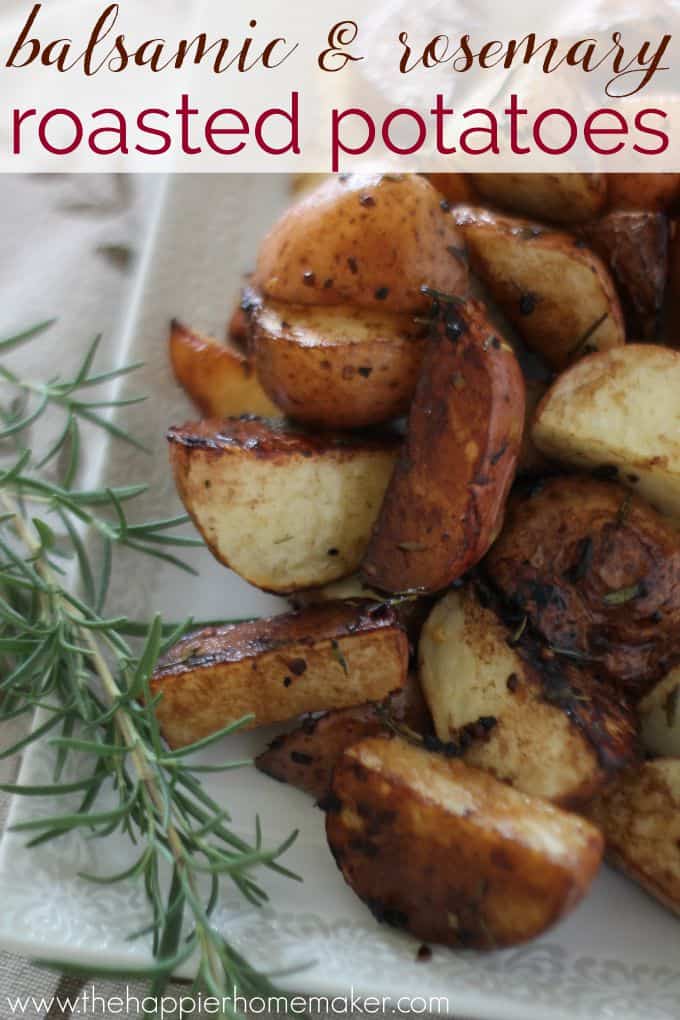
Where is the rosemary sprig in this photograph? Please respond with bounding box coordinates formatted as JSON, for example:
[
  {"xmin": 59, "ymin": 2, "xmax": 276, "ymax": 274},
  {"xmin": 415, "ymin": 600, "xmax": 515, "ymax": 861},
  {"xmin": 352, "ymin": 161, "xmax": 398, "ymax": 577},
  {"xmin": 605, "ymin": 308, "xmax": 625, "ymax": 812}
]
[{"xmin": 0, "ymin": 325, "xmax": 298, "ymax": 1012}]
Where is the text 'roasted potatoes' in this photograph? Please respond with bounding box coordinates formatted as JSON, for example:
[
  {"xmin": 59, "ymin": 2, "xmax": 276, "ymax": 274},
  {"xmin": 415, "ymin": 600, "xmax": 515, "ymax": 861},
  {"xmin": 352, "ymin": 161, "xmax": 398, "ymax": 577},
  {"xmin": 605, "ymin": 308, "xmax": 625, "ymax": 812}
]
[
  {"xmin": 533, "ymin": 345, "xmax": 680, "ymax": 526},
  {"xmin": 454, "ymin": 206, "xmax": 625, "ymax": 371},
  {"xmin": 361, "ymin": 298, "xmax": 524, "ymax": 594},
  {"xmin": 419, "ymin": 586, "xmax": 638, "ymax": 807},
  {"xmin": 151, "ymin": 602, "xmax": 408, "ymax": 748},
  {"xmin": 168, "ymin": 416, "xmax": 399, "ymax": 593},
  {"xmin": 486, "ymin": 476, "xmax": 680, "ymax": 698},
  {"xmin": 326, "ymin": 737, "xmax": 603, "ymax": 949}
]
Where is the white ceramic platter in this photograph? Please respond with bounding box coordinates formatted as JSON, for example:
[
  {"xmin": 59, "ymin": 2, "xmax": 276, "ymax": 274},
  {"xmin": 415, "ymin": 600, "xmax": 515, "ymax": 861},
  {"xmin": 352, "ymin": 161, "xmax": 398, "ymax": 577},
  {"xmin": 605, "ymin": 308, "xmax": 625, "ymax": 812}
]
[{"xmin": 0, "ymin": 175, "xmax": 679, "ymax": 1020}]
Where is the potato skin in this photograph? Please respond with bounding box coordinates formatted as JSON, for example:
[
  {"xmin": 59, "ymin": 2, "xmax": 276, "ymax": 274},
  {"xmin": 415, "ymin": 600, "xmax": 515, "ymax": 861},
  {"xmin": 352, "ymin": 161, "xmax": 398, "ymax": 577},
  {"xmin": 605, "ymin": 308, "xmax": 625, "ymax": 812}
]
[
  {"xmin": 607, "ymin": 173, "xmax": 680, "ymax": 213},
  {"xmin": 169, "ymin": 321, "xmax": 279, "ymax": 418},
  {"xmin": 254, "ymin": 174, "xmax": 468, "ymax": 313},
  {"xmin": 471, "ymin": 173, "xmax": 607, "ymax": 224},
  {"xmin": 361, "ymin": 298, "xmax": 525, "ymax": 594},
  {"xmin": 168, "ymin": 416, "xmax": 399, "ymax": 593},
  {"xmin": 255, "ymin": 674, "xmax": 432, "ymax": 800},
  {"xmin": 532, "ymin": 344, "xmax": 680, "ymax": 525},
  {"xmin": 486, "ymin": 476, "xmax": 680, "ymax": 698},
  {"xmin": 326, "ymin": 737, "xmax": 603, "ymax": 949},
  {"xmin": 251, "ymin": 300, "xmax": 426, "ymax": 429},
  {"xmin": 425, "ymin": 173, "xmax": 476, "ymax": 205},
  {"xmin": 419, "ymin": 586, "xmax": 639, "ymax": 808},
  {"xmin": 151, "ymin": 601, "xmax": 408, "ymax": 748},
  {"xmin": 454, "ymin": 206, "xmax": 625, "ymax": 371},
  {"xmin": 578, "ymin": 212, "xmax": 668, "ymax": 341},
  {"xmin": 589, "ymin": 760, "xmax": 680, "ymax": 917}
]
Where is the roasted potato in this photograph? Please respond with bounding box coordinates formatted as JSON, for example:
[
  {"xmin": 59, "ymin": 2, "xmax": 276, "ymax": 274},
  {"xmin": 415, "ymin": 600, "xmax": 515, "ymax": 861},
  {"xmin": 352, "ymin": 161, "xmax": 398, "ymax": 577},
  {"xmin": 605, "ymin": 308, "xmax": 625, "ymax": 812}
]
[
  {"xmin": 251, "ymin": 300, "xmax": 426, "ymax": 429},
  {"xmin": 518, "ymin": 377, "xmax": 549, "ymax": 476},
  {"xmin": 662, "ymin": 218, "xmax": 680, "ymax": 346},
  {"xmin": 361, "ymin": 298, "xmax": 525, "ymax": 594},
  {"xmin": 326, "ymin": 736, "xmax": 603, "ymax": 948},
  {"xmin": 638, "ymin": 666, "xmax": 680, "ymax": 757},
  {"xmin": 589, "ymin": 759, "xmax": 680, "ymax": 917},
  {"xmin": 151, "ymin": 602, "xmax": 408, "ymax": 748},
  {"xmin": 486, "ymin": 476, "xmax": 680, "ymax": 698},
  {"xmin": 425, "ymin": 173, "xmax": 476, "ymax": 205},
  {"xmin": 607, "ymin": 173, "xmax": 680, "ymax": 212},
  {"xmin": 289, "ymin": 577, "xmax": 434, "ymax": 644},
  {"xmin": 532, "ymin": 345, "xmax": 680, "ymax": 525},
  {"xmin": 169, "ymin": 321, "xmax": 279, "ymax": 418},
  {"xmin": 454, "ymin": 207, "xmax": 626, "ymax": 371},
  {"xmin": 168, "ymin": 417, "xmax": 399, "ymax": 593},
  {"xmin": 578, "ymin": 212, "xmax": 668, "ymax": 341},
  {"xmin": 227, "ymin": 302, "xmax": 250, "ymax": 351},
  {"xmin": 253, "ymin": 174, "xmax": 468, "ymax": 313},
  {"xmin": 470, "ymin": 173, "xmax": 607, "ymax": 224},
  {"xmin": 256, "ymin": 674, "xmax": 432, "ymax": 800},
  {"xmin": 419, "ymin": 586, "xmax": 638, "ymax": 807}
]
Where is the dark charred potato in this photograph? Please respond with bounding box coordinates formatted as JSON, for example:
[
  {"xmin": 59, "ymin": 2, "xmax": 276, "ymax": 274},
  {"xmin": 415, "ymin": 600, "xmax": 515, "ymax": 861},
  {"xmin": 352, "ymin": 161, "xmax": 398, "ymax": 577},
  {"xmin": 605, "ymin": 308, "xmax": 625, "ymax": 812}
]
[
  {"xmin": 486, "ymin": 476, "xmax": 680, "ymax": 698},
  {"xmin": 419, "ymin": 586, "xmax": 638, "ymax": 808},
  {"xmin": 607, "ymin": 173, "xmax": 680, "ymax": 213},
  {"xmin": 251, "ymin": 300, "xmax": 426, "ymax": 429},
  {"xmin": 361, "ymin": 298, "xmax": 525, "ymax": 594},
  {"xmin": 254, "ymin": 174, "xmax": 468, "ymax": 314},
  {"xmin": 454, "ymin": 206, "xmax": 625, "ymax": 371},
  {"xmin": 151, "ymin": 602, "xmax": 408, "ymax": 748},
  {"xmin": 168, "ymin": 417, "xmax": 399, "ymax": 593},
  {"xmin": 326, "ymin": 736, "xmax": 603, "ymax": 949},
  {"xmin": 255, "ymin": 674, "xmax": 432, "ymax": 800},
  {"xmin": 589, "ymin": 759, "xmax": 680, "ymax": 918},
  {"xmin": 471, "ymin": 173, "xmax": 607, "ymax": 224},
  {"xmin": 532, "ymin": 345, "xmax": 680, "ymax": 525},
  {"xmin": 169, "ymin": 321, "xmax": 279, "ymax": 418},
  {"xmin": 578, "ymin": 212, "xmax": 668, "ymax": 341}
]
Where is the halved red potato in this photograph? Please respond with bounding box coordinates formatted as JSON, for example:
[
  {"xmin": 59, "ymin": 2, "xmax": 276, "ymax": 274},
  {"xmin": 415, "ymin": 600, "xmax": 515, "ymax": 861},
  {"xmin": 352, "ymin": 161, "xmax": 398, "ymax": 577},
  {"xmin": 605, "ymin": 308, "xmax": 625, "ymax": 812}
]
[
  {"xmin": 168, "ymin": 417, "xmax": 399, "ymax": 593},
  {"xmin": 253, "ymin": 174, "xmax": 468, "ymax": 313},
  {"xmin": 151, "ymin": 601, "xmax": 408, "ymax": 748},
  {"xmin": 251, "ymin": 300, "xmax": 426, "ymax": 428},
  {"xmin": 326, "ymin": 736, "xmax": 603, "ymax": 949},
  {"xmin": 361, "ymin": 298, "xmax": 525, "ymax": 594},
  {"xmin": 454, "ymin": 206, "xmax": 625, "ymax": 370},
  {"xmin": 169, "ymin": 320, "xmax": 279, "ymax": 418}
]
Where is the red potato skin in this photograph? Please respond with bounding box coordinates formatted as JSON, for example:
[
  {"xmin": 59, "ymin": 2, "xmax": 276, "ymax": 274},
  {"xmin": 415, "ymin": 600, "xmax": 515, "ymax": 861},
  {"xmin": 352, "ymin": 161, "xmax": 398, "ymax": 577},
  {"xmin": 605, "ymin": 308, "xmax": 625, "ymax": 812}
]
[{"xmin": 361, "ymin": 299, "xmax": 525, "ymax": 594}]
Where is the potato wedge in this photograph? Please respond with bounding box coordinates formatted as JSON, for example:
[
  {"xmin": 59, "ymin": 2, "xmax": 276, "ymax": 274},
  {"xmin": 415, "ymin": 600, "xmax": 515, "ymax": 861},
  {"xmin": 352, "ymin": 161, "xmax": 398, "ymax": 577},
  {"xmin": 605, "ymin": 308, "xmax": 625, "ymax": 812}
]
[
  {"xmin": 486, "ymin": 476, "xmax": 680, "ymax": 698},
  {"xmin": 151, "ymin": 602, "xmax": 408, "ymax": 748},
  {"xmin": 251, "ymin": 300, "xmax": 426, "ymax": 428},
  {"xmin": 532, "ymin": 345, "xmax": 680, "ymax": 524},
  {"xmin": 289, "ymin": 577, "xmax": 434, "ymax": 645},
  {"xmin": 169, "ymin": 321, "xmax": 279, "ymax": 418},
  {"xmin": 254, "ymin": 174, "xmax": 468, "ymax": 313},
  {"xmin": 419, "ymin": 586, "xmax": 638, "ymax": 807},
  {"xmin": 589, "ymin": 760, "xmax": 680, "ymax": 917},
  {"xmin": 454, "ymin": 207, "xmax": 626, "ymax": 371},
  {"xmin": 168, "ymin": 417, "xmax": 399, "ymax": 593},
  {"xmin": 471, "ymin": 173, "xmax": 607, "ymax": 224},
  {"xmin": 578, "ymin": 212, "xmax": 668, "ymax": 341},
  {"xmin": 326, "ymin": 736, "xmax": 603, "ymax": 948},
  {"xmin": 638, "ymin": 666, "xmax": 680, "ymax": 757},
  {"xmin": 518, "ymin": 377, "xmax": 549, "ymax": 476},
  {"xmin": 361, "ymin": 298, "xmax": 524, "ymax": 594},
  {"xmin": 607, "ymin": 173, "xmax": 680, "ymax": 212},
  {"xmin": 256, "ymin": 674, "xmax": 431, "ymax": 800}
]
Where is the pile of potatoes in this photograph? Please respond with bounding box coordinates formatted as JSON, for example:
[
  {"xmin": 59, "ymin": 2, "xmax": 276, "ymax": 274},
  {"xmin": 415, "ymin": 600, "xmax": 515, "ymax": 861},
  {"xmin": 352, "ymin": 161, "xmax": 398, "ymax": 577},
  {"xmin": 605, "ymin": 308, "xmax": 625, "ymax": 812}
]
[{"xmin": 161, "ymin": 171, "xmax": 680, "ymax": 952}]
